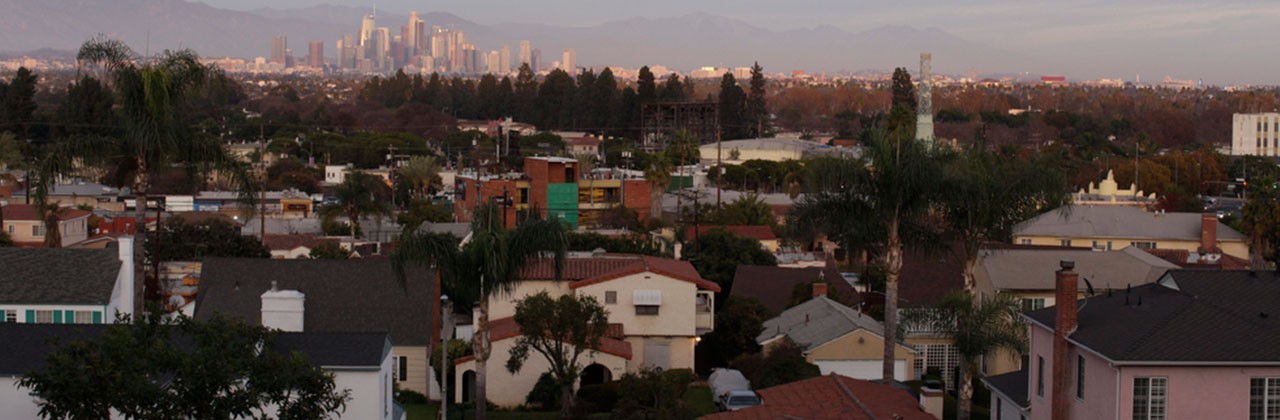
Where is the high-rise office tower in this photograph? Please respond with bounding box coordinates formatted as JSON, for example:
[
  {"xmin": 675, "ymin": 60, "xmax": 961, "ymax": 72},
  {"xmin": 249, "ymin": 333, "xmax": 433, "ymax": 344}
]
[
  {"xmin": 487, "ymin": 51, "xmax": 500, "ymax": 74},
  {"xmin": 531, "ymin": 49, "xmax": 541, "ymax": 72},
  {"xmin": 430, "ymin": 26, "xmax": 444, "ymax": 58},
  {"xmin": 374, "ymin": 27, "xmax": 390, "ymax": 70},
  {"xmin": 499, "ymin": 46, "xmax": 511, "ymax": 73},
  {"xmin": 406, "ymin": 11, "xmax": 421, "ymax": 54},
  {"xmin": 341, "ymin": 34, "xmax": 355, "ymax": 69},
  {"xmin": 360, "ymin": 13, "xmax": 376, "ymax": 47},
  {"xmin": 915, "ymin": 52, "xmax": 935, "ymax": 147},
  {"xmin": 270, "ymin": 35, "xmax": 287, "ymax": 65},
  {"xmin": 562, "ymin": 48, "xmax": 576, "ymax": 74},
  {"xmin": 519, "ymin": 40, "xmax": 531, "ymax": 67},
  {"xmin": 308, "ymin": 41, "xmax": 324, "ymax": 68}
]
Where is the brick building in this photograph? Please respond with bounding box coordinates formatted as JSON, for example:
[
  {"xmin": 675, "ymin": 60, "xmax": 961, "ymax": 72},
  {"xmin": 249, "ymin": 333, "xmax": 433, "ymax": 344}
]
[{"xmin": 454, "ymin": 157, "xmax": 651, "ymax": 229}]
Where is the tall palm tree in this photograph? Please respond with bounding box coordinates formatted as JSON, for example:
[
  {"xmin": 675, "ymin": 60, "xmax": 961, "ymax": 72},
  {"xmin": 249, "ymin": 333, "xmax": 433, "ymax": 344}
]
[
  {"xmin": 788, "ymin": 129, "xmax": 942, "ymax": 383},
  {"xmin": 904, "ymin": 292, "xmax": 1027, "ymax": 420},
  {"xmin": 36, "ymin": 38, "xmax": 255, "ymax": 306},
  {"xmin": 393, "ymin": 203, "xmax": 568, "ymax": 420},
  {"xmin": 321, "ymin": 171, "xmax": 391, "ymax": 238},
  {"xmin": 395, "ymin": 155, "xmax": 442, "ymax": 201},
  {"xmin": 942, "ymin": 146, "xmax": 1069, "ymax": 291},
  {"xmin": 643, "ymin": 152, "xmax": 671, "ymax": 220}
]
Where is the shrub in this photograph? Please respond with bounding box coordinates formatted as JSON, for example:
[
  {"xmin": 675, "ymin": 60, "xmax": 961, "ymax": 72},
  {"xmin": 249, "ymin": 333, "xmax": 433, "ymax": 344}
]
[
  {"xmin": 576, "ymin": 382, "xmax": 620, "ymax": 413},
  {"xmin": 394, "ymin": 388, "xmax": 429, "ymax": 404},
  {"xmin": 526, "ymin": 372, "xmax": 561, "ymax": 410}
]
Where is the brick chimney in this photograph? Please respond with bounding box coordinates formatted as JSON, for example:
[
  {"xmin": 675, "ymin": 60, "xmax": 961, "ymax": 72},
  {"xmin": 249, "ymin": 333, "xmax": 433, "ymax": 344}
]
[
  {"xmin": 812, "ymin": 282, "xmax": 829, "ymax": 298},
  {"xmin": 1053, "ymin": 260, "xmax": 1078, "ymax": 420},
  {"xmin": 1198, "ymin": 213, "xmax": 1219, "ymax": 255}
]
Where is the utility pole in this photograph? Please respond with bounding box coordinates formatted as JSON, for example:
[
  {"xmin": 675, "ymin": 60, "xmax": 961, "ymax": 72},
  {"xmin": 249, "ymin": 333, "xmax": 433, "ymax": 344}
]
[
  {"xmin": 716, "ymin": 128, "xmax": 722, "ymax": 207},
  {"xmin": 259, "ymin": 126, "xmax": 267, "ymax": 244}
]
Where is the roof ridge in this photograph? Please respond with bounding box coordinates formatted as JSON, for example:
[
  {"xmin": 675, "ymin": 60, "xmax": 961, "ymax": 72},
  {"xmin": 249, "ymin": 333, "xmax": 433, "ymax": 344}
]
[{"xmin": 832, "ymin": 374, "xmax": 879, "ymax": 420}]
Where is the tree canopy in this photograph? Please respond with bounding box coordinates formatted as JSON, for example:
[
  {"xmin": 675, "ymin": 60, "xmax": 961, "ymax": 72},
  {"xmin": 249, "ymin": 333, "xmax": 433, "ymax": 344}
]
[{"xmin": 506, "ymin": 291, "xmax": 611, "ymax": 418}]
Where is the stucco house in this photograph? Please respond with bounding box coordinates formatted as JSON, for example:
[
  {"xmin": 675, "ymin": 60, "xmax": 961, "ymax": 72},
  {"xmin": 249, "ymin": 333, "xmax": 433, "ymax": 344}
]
[
  {"xmin": 1012, "ymin": 205, "xmax": 1248, "ymax": 260},
  {"xmin": 2, "ymin": 204, "xmax": 91, "ymax": 247},
  {"xmin": 0, "ymin": 238, "xmax": 135, "ymax": 324},
  {"xmin": 985, "ymin": 267, "xmax": 1280, "ymax": 420},
  {"xmin": 262, "ymin": 234, "xmax": 341, "ymax": 259},
  {"xmin": 454, "ymin": 254, "xmax": 720, "ymax": 407},
  {"xmin": 194, "ymin": 258, "xmax": 440, "ymax": 399},
  {"xmin": 0, "ymin": 324, "xmax": 402, "ymax": 420},
  {"xmin": 756, "ymin": 287, "xmax": 917, "ymax": 381}
]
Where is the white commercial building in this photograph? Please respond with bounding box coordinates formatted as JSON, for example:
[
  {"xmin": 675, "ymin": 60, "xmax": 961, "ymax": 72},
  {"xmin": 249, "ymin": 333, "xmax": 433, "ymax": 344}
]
[{"xmin": 1231, "ymin": 112, "xmax": 1280, "ymax": 156}]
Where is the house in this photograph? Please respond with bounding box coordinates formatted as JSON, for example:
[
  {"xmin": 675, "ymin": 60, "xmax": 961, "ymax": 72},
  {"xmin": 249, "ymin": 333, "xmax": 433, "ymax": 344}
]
[
  {"xmin": 9, "ymin": 181, "xmax": 124, "ymax": 211},
  {"xmin": 730, "ymin": 265, "xmax": 858, "ymax": 314},
  {"xmin": 565, "ymin": 136, "xmax": 602, "ymax": 156},
  {"xmin": 262, "ymin": 234, "xmax": 340, "ymax": 259},
  {"xmin": 685, "ymin": 225, "xmax": 779, "ymax": 252},
  {"xmin": 454, "ymin": 156, "xmax": 652, "ymax": 229},
  {"xmin": 990, "ymin": 266, "xmax": 1280, "ymax": 420},
  {"xmin": 896, "ymin": 246, "xmax": 967, "ymax": 389},
  {"xmin": 700, "ymin": 373, "xmax": 940, "ymax": 419},
  {"xmin": 2, "ymin": 204, "xmax": 92, "ymax": 247},
  {"xmin": 972, "ymin": 246, "xmax": 1179, "ymax": 375},
  {"xmin": 1012, "ymin": 205, "xmax": 1248, "ymax": 260},
  {"xmin": 757, "ymin": 289, "xmax": 917, "ymax": 381},
  {"xmin": 194, "ymin": 258, "xmax": 439, "ymax": 399},
  {"xmin": 983, "ymin": 369, "xmax": 1030, "ymax": 420},
  {"xmin": 0, "ymin": 238, "xmax": 135, "ymax": 324},
  {"xmin": 454, "ymin": 254, "xmax": 720, "ymax": 407},
  {"xmin": 0, "ymin": 324, "xmax": 401, "ymax": 420}
]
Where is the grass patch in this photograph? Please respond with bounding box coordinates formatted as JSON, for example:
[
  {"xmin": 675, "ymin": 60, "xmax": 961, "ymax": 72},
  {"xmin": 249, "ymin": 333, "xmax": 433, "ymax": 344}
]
[{"xmin": 684, "ymin": 385, "xmax": 718, "ymax": 417}]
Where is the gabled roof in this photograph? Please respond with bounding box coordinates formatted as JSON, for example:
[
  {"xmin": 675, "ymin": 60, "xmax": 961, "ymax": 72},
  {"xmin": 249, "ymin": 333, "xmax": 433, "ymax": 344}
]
[
  {"xmin": 685, "ymin": 225, "xmax": 777, "ymax": 242},
  {"xmin": 897, "ymin": 247, "xmax": 966, "ymax": 307},
  {"xmin": 454, "ymin": 316, "xmax": 632, "ymax": 363},
  {"xmin": 2, "ymin": 204, "xmax": 92, "ymax": 222},
  {"xmin": 731, "ymin": 265, "xmax": 856, "ymax": 314},
  {"xmin": 701, "ymin": 374, "xmax": 935, "ymax": 420},
  {"xmin": 0, "ymin": 247, "xmax": 122, "ymax": 305},
  {"xmin": 195, "ymin": 258, "xmax": 435, "ymax": 346},
  {"xmin": 757, "ymin": 296, "xmax": 899, "ymax": 352},
  {"xmin": 519, "ymin": 254, "xmax": 720, "ymax": 292},
  {"xmin": 1013, "ymin": 205, "xmax": 1245, "ymax": 242},
  {"xmin": 976, "ymin": 247, "xmax": 1177, "ymax": 292},
  {"xmin": 1025, "ymin": 270, "xmax": 1280, "ymax": 364},
  {"xmin": 982, "ymin": 368, "xmax": 1029, "ymax": 409}
]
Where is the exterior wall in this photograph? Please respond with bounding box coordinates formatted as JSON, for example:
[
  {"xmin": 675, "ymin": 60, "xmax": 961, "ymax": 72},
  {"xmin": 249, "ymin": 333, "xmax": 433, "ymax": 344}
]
[
  {"xmin": 1027, "ymin": 324, "xmax": 1054, "ymax": 420},
  {"xmin": 454, "ymin": 337, "xmax": 628, "ymax": 407},
  {"xmin": 1014, "ymin": 235, "xmax": 1249, "ymax": 260},
  {"xmin": 2, "ymin": 216, "xmax": 88, "ymax": 246},
  {"xmin": 454, "ymin": 177, "xmax": 519, "ymax": 228},
  {"xmin": 802, "ymin": 329, "xmax": 916, "ymax": 381},
  {"xmin": 392, "ymin": 345, "xmax": 431, "ymax": 396},
  {"xmin": 0, "ymin": 304, "xmax": 107, "ymax": 324},
  {"xmin": 623, "ymin": 335, "xmax": 695, "ymax": 372},
  {"xmin": 990, "ymin": 392, "xmax": 1029, "ymax": 420},
  {"xmin": 333, "ymin": 368, "xmax": 390, "ymax": 420},
  {"xmin": 1232, "ymin": 113, "xmax": 1280, "ymax": 157},
  {"xmin": 1028, "ymin": 324, "xmax": 1120, "ymax": 420},
  {"xmin": 698, "ymin": 146, "xmax": 803, "ymax": 163},
  {"xmin": 575, "ymin": 273, "xmax": 700, "ymax": 337},
  {"xmin": 0, "ymin": 377, "xmax": 42, "ymax": 420},
  {"xmin": 1116, "ymin": 365, "xmax": 1280, "ymax": 420},
  {"xmin": 486, "ymin": 280, "xmax": 572, "ymax": 321}
]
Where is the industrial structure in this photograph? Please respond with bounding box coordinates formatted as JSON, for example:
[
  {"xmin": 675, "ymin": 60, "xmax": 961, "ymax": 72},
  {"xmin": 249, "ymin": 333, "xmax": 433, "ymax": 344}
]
[{"xmin": 916, "ymin": 52, "xmax": 935, "ymax": 147}]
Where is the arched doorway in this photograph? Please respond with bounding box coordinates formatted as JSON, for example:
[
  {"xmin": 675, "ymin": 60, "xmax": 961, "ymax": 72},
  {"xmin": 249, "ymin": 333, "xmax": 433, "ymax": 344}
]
[
  {"xmin": 580, "ymin": 363, "xmax": 611, "ymax": 387},
  {"xmin": 461, "ymin": 370, "xmax": 476, "ymax": 403}
]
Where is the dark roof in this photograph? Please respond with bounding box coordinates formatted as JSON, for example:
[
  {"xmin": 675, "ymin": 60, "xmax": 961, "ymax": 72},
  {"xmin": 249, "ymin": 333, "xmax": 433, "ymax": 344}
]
[
  {"xmin": 2, "ymin": 204, "xmax": 92, "ymax": 222},
  {"xmin": 982, "ymin": 368, "xmax": 1029, "ymax": 409},
  {"xmin": 701, "ymin": 374, "xmax": 934, "ymax": 420},
  {"xmin": 0, "ymin": 247, "xmax": 122, "ymax": 304},
  {"xmin": 195, "ymin": 258, "xmax": 436, "ymax": 346},
  {"xmin": 731, "ymin": 265, "xmax": 857, "ymax": 314},
  {"xmin": 272, "ymin": 332, "xmax": 389, "ymax": 368},
  {"xmin": 520, "ymin": 255, "xmax": 720, "ymax": 292},
  {"xmin": 898, "ymin": 248, "xmax": 965, "ymax": 307},
  {"xmin": 1026, "ymin": 270, "xmax": 1280, "ymax": 363},
  {"xmin": 0, "ymin": 324, "xmax": 386, "ymax": 376}
]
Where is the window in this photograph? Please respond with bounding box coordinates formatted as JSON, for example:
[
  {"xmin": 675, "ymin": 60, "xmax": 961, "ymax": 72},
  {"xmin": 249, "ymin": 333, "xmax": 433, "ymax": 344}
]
[
  {"xmin": 74, "ymin": 311, "xmax": 94, "ymax": 324},
  {"xmin": 1133, "ymin": 377, "xmax": 1167, "ymax": 420},
  {"xmin": 7, "ymin": 224, "xmax": 13, "ymax": 234},
  {"xmin": 396, "ymin": 356, "xmax": 408, "ymax": 381},
  {"xmin": 32, "ymin": 224, "xmax": 45, "ymax": 237},
  {"xmin": 1060, "ymin": 239, "xmax": 1072, "ymax": 247},
  {"xmin": 1021, "ymin": 298, "xmax": 1046, "ymax": 312},
  {"xmin": 1076, "ymin": 355, "xmax": 1085, "ymax": 399},
  {"xmin": 1037, "ymin": 356, "xmax": 1045, "ymax": 398},
  {"xmin": 1131, "ymin": 241, "xmax": 1156, "ymax": 250},
  {"xmin": 34, "ymin": 310, "xmax": 54, "ymax": 324},
  {"xmin": 1251, "ymin": 378, "xmax": 1280, "ymax": 420},
  {"xmin": 1020, "ymin": 239, "xmax": 1032, "ymax": 245},
  {"xmin": 635, "ymin": 305, "xmax": 660, "ymax": 316},
  {"xmin": 605, "ymin": 291, "xmax": 617, "ymax": 305},
  {"xmin": 4, "ymin": 311, "xmax": 14, "ymax": 323}
]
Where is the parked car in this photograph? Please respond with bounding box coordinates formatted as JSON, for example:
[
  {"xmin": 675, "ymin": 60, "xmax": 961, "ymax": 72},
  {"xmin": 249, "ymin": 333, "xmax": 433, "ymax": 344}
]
[
  {"xmin": 720, "ymin": 389, "xmax": 763, "ymax": 411},
  {"xmin": 709, "ymin": 368, "xmax": 762, "ymax": 411}
]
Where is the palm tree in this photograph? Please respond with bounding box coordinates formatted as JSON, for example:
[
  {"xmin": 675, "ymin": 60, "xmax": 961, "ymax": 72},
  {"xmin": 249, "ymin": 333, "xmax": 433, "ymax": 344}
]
[
  {"xmin": 396, "ymin": 155, "xmax": 442, "ymax": 201},
  {"xmin": 904, "ymin": 292, "xmax": 1027, "ymax": 420},
  {"xmin": 321, "ymin": 171, "xmax": 391, "ymax": 239},
  {"xmin": 36, "ymin": 38, "xmax": 255, "ymax": 306},
  {"xmin": 942, "ymin": 146, "xmax": 1069, "ymax": 291},
  {"xmin": 643, "ymin": 152, "xmax": 671, "ymax": 220},
  {"xmin": 393, "ymin": 203, "xmax": 568, "ymax": 420},
  {"xmin": 788, "ymin": 129, "xmax": 942, "ymax": 383}
]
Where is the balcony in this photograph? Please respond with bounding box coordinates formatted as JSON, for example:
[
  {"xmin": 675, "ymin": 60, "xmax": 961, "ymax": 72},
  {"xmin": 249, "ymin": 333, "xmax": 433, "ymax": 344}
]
[{"xmin": 695, "ymin": 291, "xmax": 715, "ymax": 335}]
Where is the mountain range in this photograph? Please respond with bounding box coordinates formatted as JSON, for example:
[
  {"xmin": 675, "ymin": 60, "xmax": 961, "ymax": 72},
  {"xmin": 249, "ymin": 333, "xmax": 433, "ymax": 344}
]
[{"xmin": 0, "ymin": 0, "xmax": 1044, "ymax": 75}]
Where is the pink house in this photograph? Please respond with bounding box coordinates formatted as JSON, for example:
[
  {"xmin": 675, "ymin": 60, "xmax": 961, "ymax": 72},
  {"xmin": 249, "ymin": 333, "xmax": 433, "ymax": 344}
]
[{"xmin": 986, "ymin": 267, "xmax": 1280, "ymax": 420}]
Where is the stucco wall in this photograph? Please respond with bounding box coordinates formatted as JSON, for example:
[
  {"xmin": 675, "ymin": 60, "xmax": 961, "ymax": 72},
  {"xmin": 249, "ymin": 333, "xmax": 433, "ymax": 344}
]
[
  {"xmin": 454, "ymin": 337, "xmax": 628, "ymax": 407},
  {"xmin": 802, "ymin": 330, "xmax": 916, "ymax": 381},
  {"xmin": 486, "ymin": 280, "xmax": 572, "ymax": 321},
  {"xmin": 576, "ymin": 272, "xmax": 700, "ymax": 337},
  {"xmin": 623, "ymin": 336, "xmax": 695, "ymax": 372},
  {"xmin": 1014, "ymin": 235, "xmax": 1249, "ymax": 260},
  {"xmin": 1115, "ymin": 365, "xmax": 1280, "ymax": 420},
  {"xmin": 333, "ymin": 369, "xmax": 387, "ymax": 420},
  {"xmin": 0, "ymin": 377, "xmax": 42, "ymax": 420}
]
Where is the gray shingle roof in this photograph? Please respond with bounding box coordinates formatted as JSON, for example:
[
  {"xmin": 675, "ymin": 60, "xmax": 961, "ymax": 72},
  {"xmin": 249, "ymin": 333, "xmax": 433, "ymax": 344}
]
[
  {"xmin": 1013, "ymin": 205, "xmax": 1245, "ymax": 241},
  {"xmin": 981, "ymin": 369, "xmax": 1029, "ymax": 408},
  {"xmin": 757, "ymin": 296, "xmax": 889, "ymax": 351},
  {"xmin": 272, "ymin": 331, "xmax": 389, "ymax": 368},
  {"xmin": 195, "ymin": 258, "xmax": 436, "ymax": 346},
  {"xmin": 976, "ymin": 247, "xmax": 1178, "ymax": 292},
  {"xmin": 0, "ymin": 323, "xmax": 107, "ymax": 375},
  {"xmin": 1026, "ymin": 270, "xmax": 1280, "ymax": 363},
  {"xmin": 0, "ymin": 247, "xmax": 122, "ymax": 305}
]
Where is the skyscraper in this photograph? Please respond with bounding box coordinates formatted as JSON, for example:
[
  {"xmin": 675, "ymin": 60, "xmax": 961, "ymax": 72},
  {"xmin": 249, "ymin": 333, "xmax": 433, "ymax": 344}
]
[
  {"xmin": 270, "ymin": 35, "xmax": 287, "ymax": 65},
  {"xmin": 360, "ymin": 14, "xmax": 376, "ymax": 47},
  {"xmin": 374, "ymin": 27, "xmax": 390, "ymax": 70},
  {"xmin": 531, "ymin": 48, "xmax": 541, "ymax": 72},
  {"xmin": 561, "ymin": 48, "xmax": 576, "ymax": 74},
  {"xmin": 307, "ymin": 41, "xmax": 324, "ymax": 68},
  {"xmin": 487, "ymin": 51, "xmax": 501, "ymax": 74},
  {"xmin": 519, "ymin": 40, "xmax": 531, "ymax": 67},
  {"xmin": 499, "ymin": 46, "xmax": 511, "ymax": 73},
  {"xmin": 406, "ymin": 11, "xmax": 422, "ymax": 54}
]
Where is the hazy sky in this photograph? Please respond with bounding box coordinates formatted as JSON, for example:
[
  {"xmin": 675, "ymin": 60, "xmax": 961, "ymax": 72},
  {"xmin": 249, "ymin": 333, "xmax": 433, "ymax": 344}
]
[{"xmin": 203, "ymin": 0, "xmax": 1280, "ymax": 84}]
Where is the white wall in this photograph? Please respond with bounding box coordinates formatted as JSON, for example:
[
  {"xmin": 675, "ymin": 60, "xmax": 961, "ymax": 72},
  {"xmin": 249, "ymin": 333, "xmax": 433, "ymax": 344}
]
[{"xmin": 0, "ymin": 377, "xmax": 42, "ymax": 420}]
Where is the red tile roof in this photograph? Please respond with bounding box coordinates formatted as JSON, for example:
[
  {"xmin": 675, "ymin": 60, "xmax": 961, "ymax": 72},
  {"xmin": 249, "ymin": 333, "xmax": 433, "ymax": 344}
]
[
  {"xmin": 700, "ymin": 374, "xmax": 934, "ymax": 420},
  {"xmin": 454, "ymin": 316, "xmax": 633, "ymax": 364},
  {"xmin": 519, "ymin": 255, "xmax": 721, "ymax": 292},
  {"xmin": 685, "ymin": 225, "xmax": 777, "ymax": 242},
  {"xmin": 1143, "ymin": 248, "xmax": 1251, "ymax": 270},
  {"xmin": 2, "ymin": 204, "xmax": 91, "ymax": 222},
  {"xmin": 262, "ymin": 234, "xmax": 339, "ymax": 251}
]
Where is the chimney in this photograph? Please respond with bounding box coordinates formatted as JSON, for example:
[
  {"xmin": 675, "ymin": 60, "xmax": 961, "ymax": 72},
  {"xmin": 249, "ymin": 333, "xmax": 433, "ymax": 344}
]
[
  {"xmin": 261, "ymin": 281, "xmax": 305, "ymax": 332},
  {"xmin": 812, "ymin": 282, "xmax": 829, "ymax": 298},
  {"xmin": 1053, "ymin": 260, "xmax": 1078, "ymax": 420},
  {"xmin": 919, "ymin": 382, "xmax": 944, "ymax": 419},
  {"xmin": 1198, "ymin": 213, "xmax": 1218, "ymax": 257}
]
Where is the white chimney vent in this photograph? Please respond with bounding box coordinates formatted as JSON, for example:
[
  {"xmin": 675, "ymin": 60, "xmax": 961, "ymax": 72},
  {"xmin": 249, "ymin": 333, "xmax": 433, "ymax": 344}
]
[{"xmin": 261, "ymin": 287, "xmax": 305, "ymax": 332}]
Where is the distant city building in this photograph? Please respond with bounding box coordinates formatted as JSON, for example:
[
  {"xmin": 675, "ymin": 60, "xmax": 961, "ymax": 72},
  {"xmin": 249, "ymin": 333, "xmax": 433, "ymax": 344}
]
[
  {"xmin": 561, "ymin": 48, "xmax": 576, "ymax": 74},
  {"xmin": 270, "ymin": 35, "xmax": 287, "ymax": 65},
  {"xmin": 1040, "ymin": 75, "xmax": 1067, "ymax": 84},
  {"xmin": 531, "ymin": 48, "xmax": 541, "ymax": 72},
  {"xmin": 519, "ymin": 40, "xmax": 531, "ymax": 67},
  {"xmin": 499, "ymin": 45, "xmax": 511, "ymax": 73},
  {"xmin": 360, "ymin": 13, "xmax": 375, "ymax": 47},
  {"xmin": 1231, "ymin": 113, "xmax": 1280, "ymax": 156},
  {"xmin": 307, "ymin": 41, "xmax": 324, "ymax": 68}
]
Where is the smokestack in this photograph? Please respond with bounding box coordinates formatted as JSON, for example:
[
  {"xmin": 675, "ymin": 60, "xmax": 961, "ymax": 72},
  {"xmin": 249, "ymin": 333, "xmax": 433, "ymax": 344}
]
[
  {"xmin": 812, "ymin": 282, "xmax": 829, "ymax": 298},
  {"xmin": 1053, "ymin": 259, "xmax": 1078, "ymax": 420},
  {"xmin": 1199, "ymin": 213, "xmax": 1218, "ymax": 258}
]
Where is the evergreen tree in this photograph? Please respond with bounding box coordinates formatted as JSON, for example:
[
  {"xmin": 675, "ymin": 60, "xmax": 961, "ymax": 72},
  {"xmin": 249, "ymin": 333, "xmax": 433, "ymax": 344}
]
[
  {"xmin": 57, "ymin": 75, "xmax": 115, "ymax": 137},
  {"xmin": 514, "ymin": 63, "xmax": 538, "ymax": 122},
  {"xmin": 617, "ymin": 86, "xmax": 639, "ymax": 140},
  {"xmin": 658, "ymin": 74, "xmax": 685, "ymax": 101},
  {"xmin": 2, "ymin": 67, "xmax": 37, "ymax": 138},
  {"xmin": 477, "ymin": 74, "xmax": 500, "ymax": 119},
  {"xmin": 887, "ymin": 67, "xmax": 916, "ymax": 135},
  {"xmin": 537, "ymin": 69, "xmax": 577, "ymax": 130},
  {"xmin": 425, "ymin": 73, "xmax": 450, "ymax": 112},
  {"xmin": 718, "ymin": 73, "xmax": 748, "ymax": 140},
  {"xmin": 591, "ymin": 68, "xmax": 618, "ymax": 136},
  {"xmin": 496, "ymin": 76, "xmax": 515, "ymax": 118},
  {"xmin": 574, "ymin": 69, "xmax": 597, "ymax": 130},
  {"xmin": 747, "ymin": 62, "xmax": 770, "ymax": 138},
  {"xmin": 637, "ymin": 66, "xmax": 656, "ymax": 104}
]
